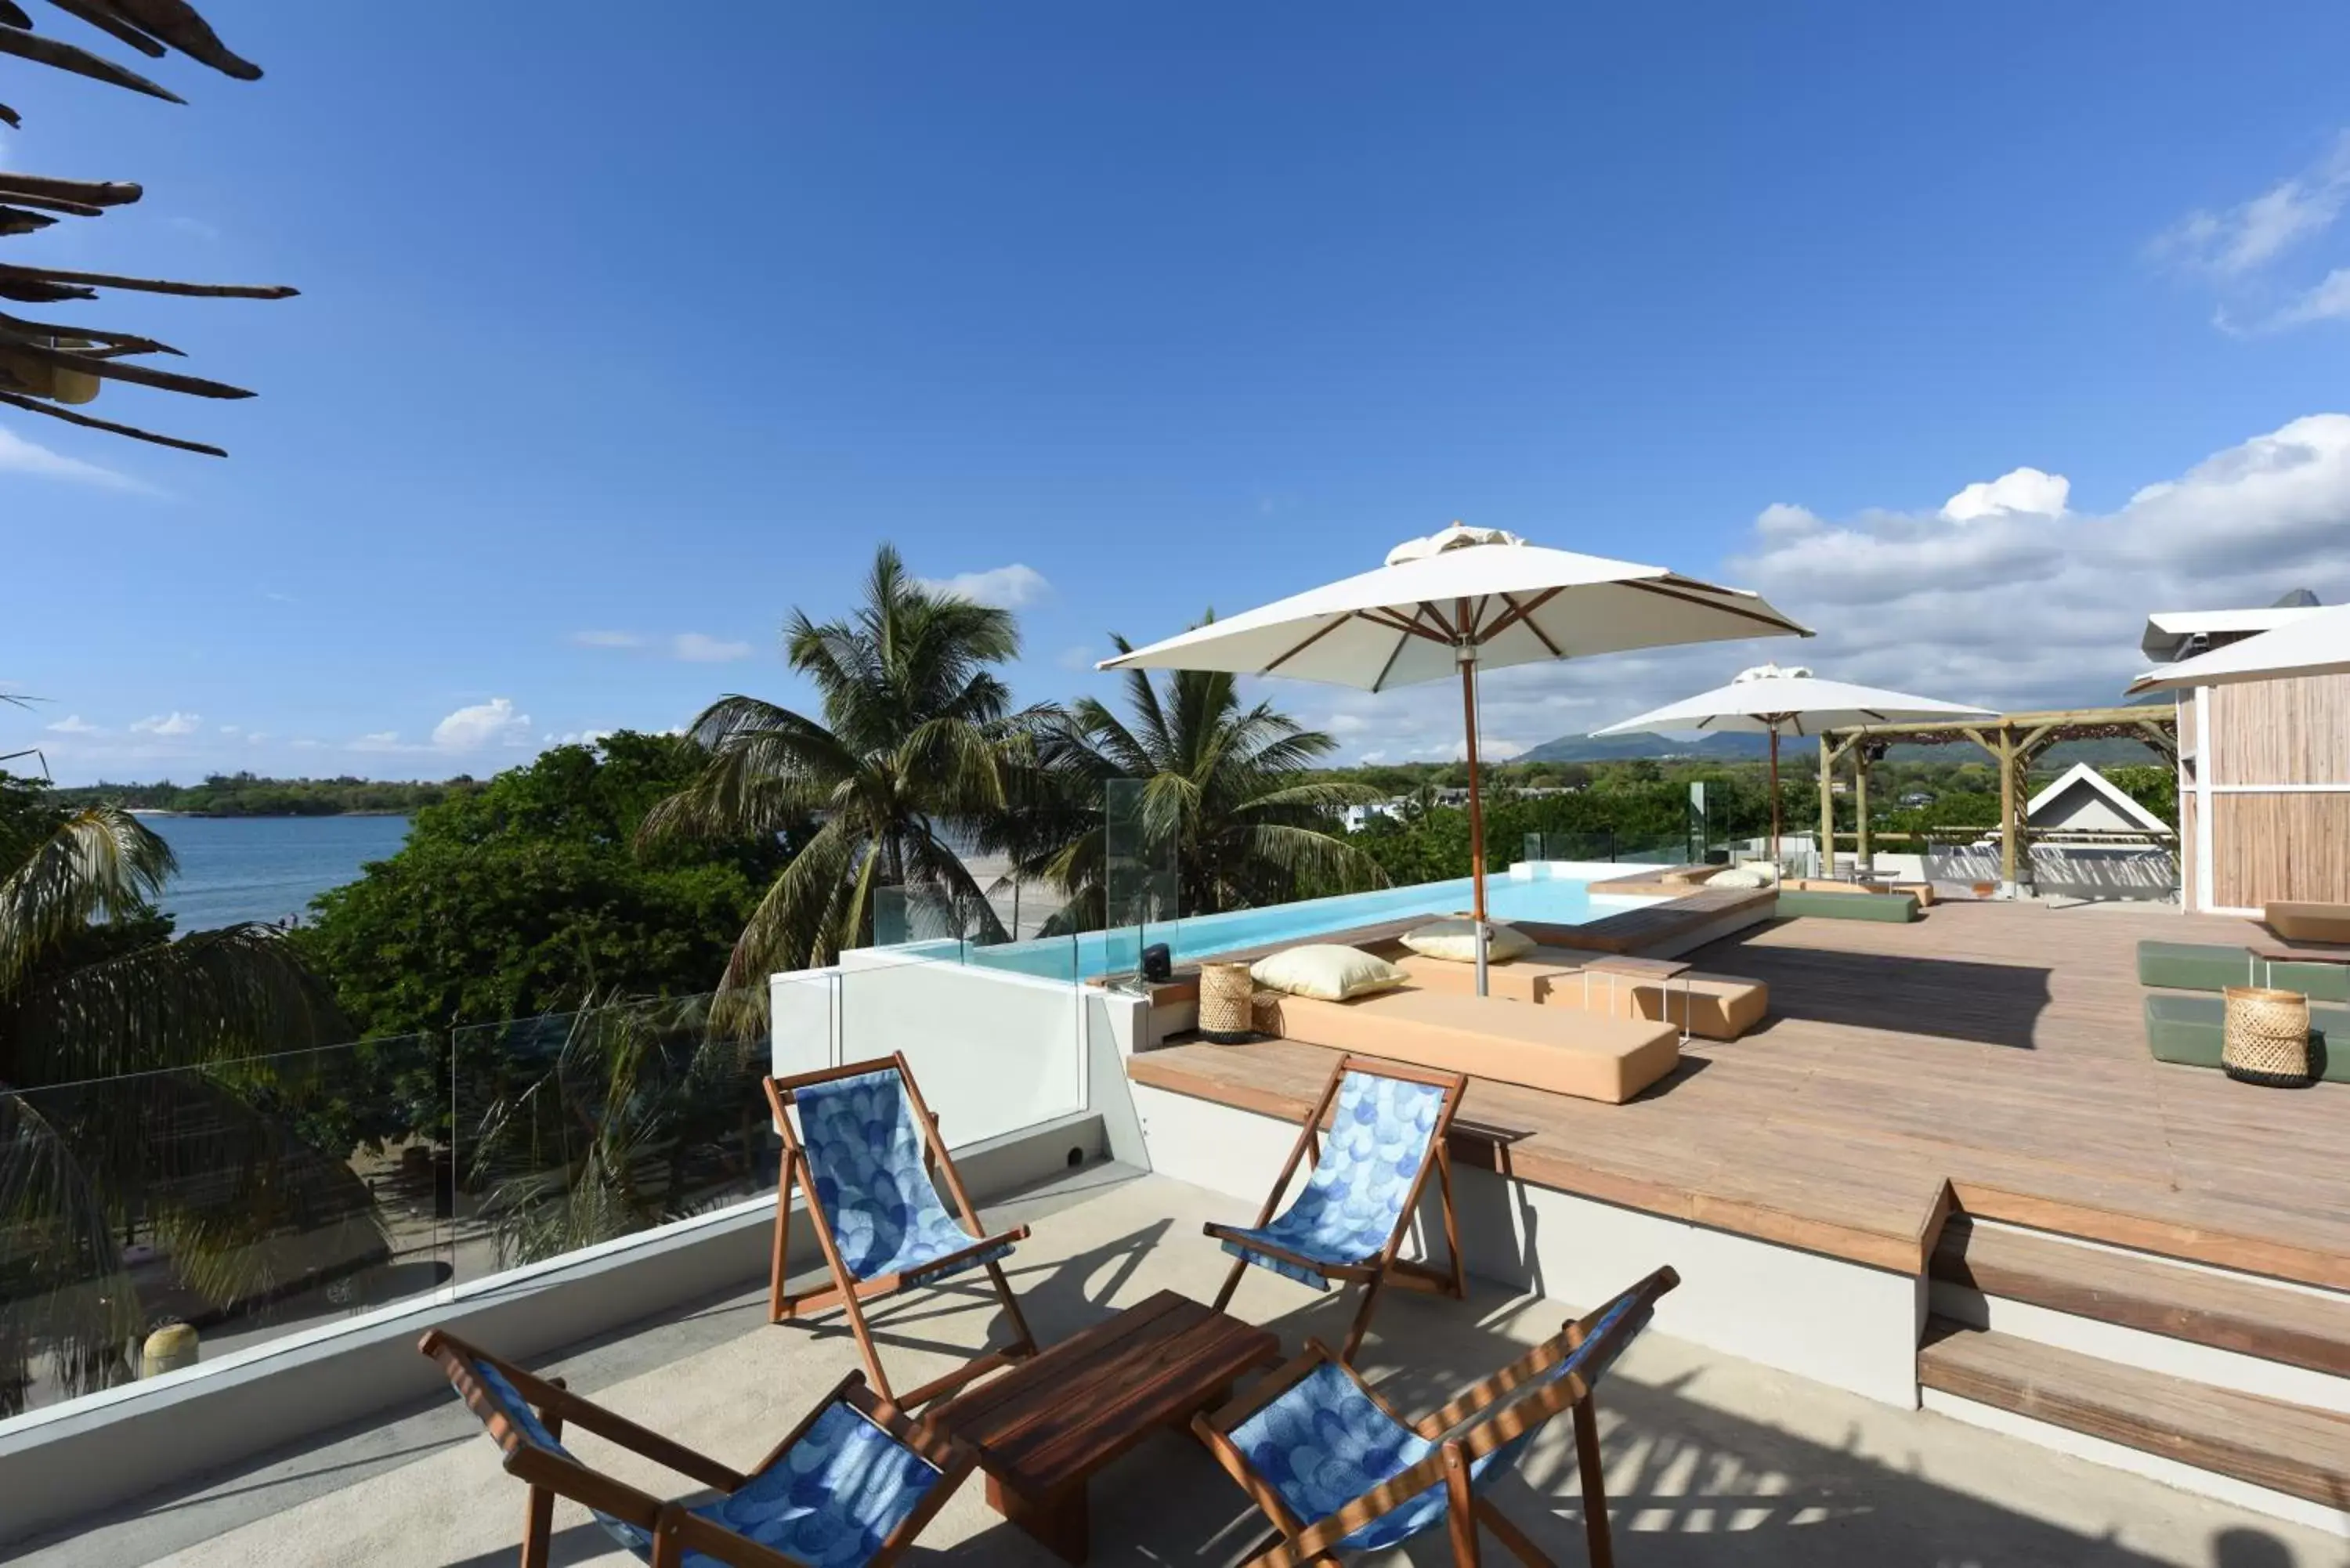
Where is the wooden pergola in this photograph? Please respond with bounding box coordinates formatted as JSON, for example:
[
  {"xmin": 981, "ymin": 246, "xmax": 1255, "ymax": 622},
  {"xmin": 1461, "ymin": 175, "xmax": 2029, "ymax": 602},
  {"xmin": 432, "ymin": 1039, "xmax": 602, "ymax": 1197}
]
[{"xmin": 1815, "ymin": 706, "xmax": 2178, "ymax": 892}]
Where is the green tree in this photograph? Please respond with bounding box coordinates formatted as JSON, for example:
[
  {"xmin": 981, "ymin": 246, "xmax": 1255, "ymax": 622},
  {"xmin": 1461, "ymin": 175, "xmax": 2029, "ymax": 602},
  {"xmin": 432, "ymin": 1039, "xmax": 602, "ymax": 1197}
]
[
  {"xmin": 644, "ymin": 545, "xmax": 1041, "ymax": 990},
  {"xmin": 0, "ymin": 775, "xmax": 350, "ymax": 1413},
  {"xmin": 301, "ymin": 732, "xmax": 788, "ymax": 1047},
  {"xmin": 1008, "ymin": 634, "xmax": 1387, "ymax": 927}
]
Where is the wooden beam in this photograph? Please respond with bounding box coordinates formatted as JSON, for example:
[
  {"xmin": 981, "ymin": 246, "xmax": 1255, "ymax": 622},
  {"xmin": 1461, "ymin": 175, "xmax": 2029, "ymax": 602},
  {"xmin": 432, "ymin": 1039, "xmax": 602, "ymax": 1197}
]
[
  {"xmin": 0, "ymin": 262, "xmax": 295, "ymax": 298},
  {"xmin": 110, "ymin": 0, "xmax": 264, "ymax": 81},
  {"xmin": 41, "ymin": 0, "xmax": 168, "ymax": 60},
  {"xmin": 1817, "ymin": 734, "xmax": 1833, "ymax": 876},
  {"xmin": 1998, "ymin": 730, "xmax": 2018, "ymax": 893},
  {"xmin": 0, "ymin": 206, "xmax": 57, "ymax": 237},
  {"xmin": 0, "ymin": 333, "xmax": 252, "ymax": 397}
]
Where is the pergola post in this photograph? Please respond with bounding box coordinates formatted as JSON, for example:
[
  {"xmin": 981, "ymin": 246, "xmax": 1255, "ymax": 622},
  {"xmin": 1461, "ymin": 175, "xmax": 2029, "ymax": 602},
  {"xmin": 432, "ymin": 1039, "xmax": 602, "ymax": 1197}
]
[
  {"xmin": 1998, "ymin": 728, "xmax": 2018, "ymax": 898},
  {"xmin": 1817, "ymin": 735, "xmax": 1834, "ymax": 880},
  {"xmin": 1854, "ymin": 739, "xmax": 1872, "ymax": 877}
]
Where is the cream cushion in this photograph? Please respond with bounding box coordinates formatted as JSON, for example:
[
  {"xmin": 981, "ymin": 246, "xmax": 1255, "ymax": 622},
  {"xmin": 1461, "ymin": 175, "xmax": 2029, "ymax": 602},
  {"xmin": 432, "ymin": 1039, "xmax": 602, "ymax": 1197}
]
[
  {"xmin": 1260, "ymin": 988, "xmax": 1679, "ymax": 1104},
  {"xmin": 1707, "ymin": 866, "xmax": 1771, "ymax": 889},
  {"xmin": 1249, "ymin": 944, "xmax": 1407, "ymax": 1002},
  {"xmin": 1398, "ymin": 918, "xmax": 1535, "ymax": 964}
]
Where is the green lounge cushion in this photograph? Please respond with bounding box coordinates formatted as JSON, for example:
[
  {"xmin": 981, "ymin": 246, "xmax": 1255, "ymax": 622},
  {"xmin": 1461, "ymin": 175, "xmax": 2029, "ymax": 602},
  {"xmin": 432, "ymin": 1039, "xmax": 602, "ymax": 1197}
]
[
  {"xmin": 2135, "ymin": 940, "xmax": 2350, "ymax": 1002},
  {"xmin": 1776, "ymin": 888, "xmax": 1920, "ymax": 923},
  {"xmin": 2142, "ymin": 991, "xmax": 2350, "ymax": 1082}
]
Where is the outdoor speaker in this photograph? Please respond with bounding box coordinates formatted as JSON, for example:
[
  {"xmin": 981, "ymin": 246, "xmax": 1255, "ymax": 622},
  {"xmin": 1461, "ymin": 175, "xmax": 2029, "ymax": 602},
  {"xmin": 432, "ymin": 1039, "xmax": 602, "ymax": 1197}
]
[{"xmin": 1141, "ymin": 943, "xmax": 1172, "ymax": 982}]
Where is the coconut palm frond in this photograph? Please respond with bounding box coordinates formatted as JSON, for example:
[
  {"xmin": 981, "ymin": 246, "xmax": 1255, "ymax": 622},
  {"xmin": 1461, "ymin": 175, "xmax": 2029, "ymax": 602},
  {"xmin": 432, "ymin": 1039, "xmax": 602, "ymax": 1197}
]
[{"xmin": 0, "ymin": 806, "xmax": 175, "ymax": 992}]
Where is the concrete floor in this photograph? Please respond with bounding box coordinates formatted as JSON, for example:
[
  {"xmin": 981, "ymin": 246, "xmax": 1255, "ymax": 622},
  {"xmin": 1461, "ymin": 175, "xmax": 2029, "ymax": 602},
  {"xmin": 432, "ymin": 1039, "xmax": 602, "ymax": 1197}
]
[{"xmin": 16, "ymin": 1169, "xmax": 2339, "ymax": 1568}]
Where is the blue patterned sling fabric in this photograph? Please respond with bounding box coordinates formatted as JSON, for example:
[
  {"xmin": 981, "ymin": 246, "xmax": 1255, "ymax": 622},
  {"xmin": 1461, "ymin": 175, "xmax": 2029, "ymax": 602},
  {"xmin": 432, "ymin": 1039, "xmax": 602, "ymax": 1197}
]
[
  {"xmin": 795, "ymin": 1068, "xmax": 1010, "ymax": 1286},
  {"xmin": 1219, "ymin": 1070, "xmax": 1447, "ymax": 1289},
  {"xmin": 463, "ymin": 1361, "xmax": 942, "ymax": 1568},
  {"xmin": 1227, "ymin": 1292, "xmax": 1653, "ymax": 1553}
]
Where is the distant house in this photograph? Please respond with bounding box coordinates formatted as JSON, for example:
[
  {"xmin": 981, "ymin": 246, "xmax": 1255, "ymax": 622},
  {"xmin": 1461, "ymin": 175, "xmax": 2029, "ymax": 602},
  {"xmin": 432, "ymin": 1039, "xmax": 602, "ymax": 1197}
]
[{"xmin": 2024, "ymin": 763, "xmax": 2171, "ymax": 838}]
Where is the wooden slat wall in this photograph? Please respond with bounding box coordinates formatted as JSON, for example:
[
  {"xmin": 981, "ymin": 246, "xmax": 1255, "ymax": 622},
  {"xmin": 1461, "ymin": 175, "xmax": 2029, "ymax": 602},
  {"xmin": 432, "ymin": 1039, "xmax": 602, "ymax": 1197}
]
[
  {"xmin": 2177, "ymin": 692, "xmax": 2196, "ymax": 759},
  {"xmin": 2209, "ymin": 674, "xmax": 2350, "ymax": 786},
  {"xmin": 2178, "ymin": 786, "xmax": 2199, "ymax": 909},
  {"xmin": 2212, "ymin": 793, "xmax": 2350, "ymax": 908}
]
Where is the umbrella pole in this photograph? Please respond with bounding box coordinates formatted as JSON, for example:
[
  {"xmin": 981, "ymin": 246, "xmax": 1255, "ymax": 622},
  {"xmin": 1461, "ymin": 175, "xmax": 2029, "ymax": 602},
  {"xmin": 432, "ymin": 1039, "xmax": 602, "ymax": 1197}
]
[
  {"xmin": 1460, "ymin": 651, "xmax": 1490, "ymax": 998},
  {"xmin": 1768, "ymin": 727, "xmax": 1781, "ymax": 865}
]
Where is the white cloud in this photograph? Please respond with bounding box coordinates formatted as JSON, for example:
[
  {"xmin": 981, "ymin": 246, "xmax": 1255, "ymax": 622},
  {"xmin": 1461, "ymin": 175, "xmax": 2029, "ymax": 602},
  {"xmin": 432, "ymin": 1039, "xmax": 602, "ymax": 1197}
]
[
  {"xmin": 45, "ymin": 714, "xmax": 103, "ymax": 734},
  {"xmin": 129, "ymin": 711, "xmax": 201, "ymax": 736},
  {"xmin": 2272, "ymin": 266, "xmax": 2350, "ymax": 329},
  {"xmin": 1941, "ymin": 466, "xmax": 2070, "ymax": 522},
  {"xmin": 2157, "ymin": 132, "xmax": 2350, "ymax": 333},
  {"xmin": 218, "ymin": 723, "xmax": 240, "ymax": 734},
  {"xmin": 571, "ymin": 630, "xmax": 649, "ymax": 649},
  {"xmin": 1754, "ymin": 503, "xmax": 1824, "ymax": 540},
  {"xmin": 916, "ymin": 564, "xmax": 1051, "ymax": 609},
  {"xmin": 2156, "ymin": 132, "xmax": 2350, "ymax": 277},
  {"xmin": 671, "ymin": 632, "xmax": 751, "ymax": 663},
  {"xmin": 431, "ymin": 698, "xmax": 532, "ymax": 752},
  {"xmin": 0, "ymin": 425, "xmax": 157, "ymax": 495},
  {"xmin": 543, "ymin": 728, "xmax": 614, "ymax": 748},
  {"xmin": 349, "ymin": 731, "xmax": 406, "ymax": 753}
]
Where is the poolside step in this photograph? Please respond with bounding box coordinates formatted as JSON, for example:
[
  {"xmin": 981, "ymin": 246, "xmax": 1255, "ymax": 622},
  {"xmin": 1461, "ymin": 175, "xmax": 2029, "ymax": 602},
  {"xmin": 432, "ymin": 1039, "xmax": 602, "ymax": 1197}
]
[
  {"xmin": 1918, "ymin": 1318, "xmax": 2350, "ymax": 1512},
  {"xmin": 1932, "ymin": 1216, "xmax": 2350, "ymax": 1379}
]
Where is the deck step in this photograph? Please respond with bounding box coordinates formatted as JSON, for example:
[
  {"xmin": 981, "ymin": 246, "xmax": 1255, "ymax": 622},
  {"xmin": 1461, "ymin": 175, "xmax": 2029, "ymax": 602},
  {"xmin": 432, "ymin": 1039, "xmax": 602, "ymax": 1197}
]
[
  {"xmin": 1918, "ymin": 1318, "xmax": 2350, "ymax": 1509},
  {"xmin": 1933, "ymin": 1217, "xmax": 2350, "ymax": 1378}
]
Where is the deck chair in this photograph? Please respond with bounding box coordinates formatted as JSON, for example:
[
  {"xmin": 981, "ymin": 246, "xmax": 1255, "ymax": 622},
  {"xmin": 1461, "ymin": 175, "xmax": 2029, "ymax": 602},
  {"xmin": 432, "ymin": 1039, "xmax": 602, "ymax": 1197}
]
[
  {"xmin": 421, "ymin": 1328, "xmax": 978, "ymax": 1568},
  {"xmin": 1206, "ymin": 1055, "xmax": 1467, "ymax": 1362},
  {"xmin": 1193, "ymin": 1266, "xmax": 1679, "ymax": 1568},
  {"xmin": 765, "ymin": 1054, "xmax": 1036, "ymax": 1406}
]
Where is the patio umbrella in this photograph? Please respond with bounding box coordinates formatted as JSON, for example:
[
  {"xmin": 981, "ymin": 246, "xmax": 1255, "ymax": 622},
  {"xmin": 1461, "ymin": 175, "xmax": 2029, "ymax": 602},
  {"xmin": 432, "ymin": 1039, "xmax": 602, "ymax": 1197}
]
[
  {"xmin": 2127, "ymin": 602, "xmax": 2350, "ymax": 693},
  {"xmin": 1593, "ymin": 664, "xmax": 1993, "ymax": 862},
  {"xmin": 1100, "ymin": 524, "xmax": 1810, "ymax": 958}
]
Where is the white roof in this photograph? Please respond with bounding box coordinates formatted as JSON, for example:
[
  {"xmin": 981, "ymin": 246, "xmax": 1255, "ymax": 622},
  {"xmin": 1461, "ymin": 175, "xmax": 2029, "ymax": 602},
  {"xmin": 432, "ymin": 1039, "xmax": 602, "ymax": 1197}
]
[
  {"xmin": 2139, "ymin": 605, "xmax": 2324, "ymax": 662},
  {"xmin": 2025, "ymin": 761, "xmax": 2172, "ymax": 835},
  {"xmin": 1102, "ymin": 529, "xmax": 1809, "ymax": 691},
  {"xmin": 2129, "ymin": 602, "xmax": 2350, "ymax": 693},
  {"xmin": 1593, "ymin": 666, "xmax": 1991, "ymax": 739}
]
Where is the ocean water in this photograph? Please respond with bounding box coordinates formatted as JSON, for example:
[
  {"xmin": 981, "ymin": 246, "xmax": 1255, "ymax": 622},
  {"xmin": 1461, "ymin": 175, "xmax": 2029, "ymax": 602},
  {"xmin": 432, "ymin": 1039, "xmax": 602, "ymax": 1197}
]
[{"xmin": 143, "ymin": 815, "xmax": 411, "ymax": 930}]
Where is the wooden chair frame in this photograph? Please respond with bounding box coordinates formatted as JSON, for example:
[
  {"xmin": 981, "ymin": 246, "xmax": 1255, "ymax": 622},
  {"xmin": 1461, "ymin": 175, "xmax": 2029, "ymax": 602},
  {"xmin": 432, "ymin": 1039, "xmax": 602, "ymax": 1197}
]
[
  {"xmin": 421, "ymin": 1329, "xmax": 978, "ymax": 1568},
  {"xmin": 1191, "ymin": 1266, "xmax": 1680, "ymax": 1568},
  {"xmin": 1206, "ymin": 1054, "xmax": 1469, "ymax": 1362},
  {"xmin": 764, "ymin": 1053, "xmax": 1037, "ymax": 1407}
]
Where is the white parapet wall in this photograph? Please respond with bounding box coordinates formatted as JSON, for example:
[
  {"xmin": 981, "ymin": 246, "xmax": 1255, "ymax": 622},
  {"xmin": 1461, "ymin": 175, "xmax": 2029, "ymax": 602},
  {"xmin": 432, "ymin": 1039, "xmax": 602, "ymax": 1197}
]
[{"xmin": 1130, "ymin": 1080, "xmax": 1925, "ymax": 1409}]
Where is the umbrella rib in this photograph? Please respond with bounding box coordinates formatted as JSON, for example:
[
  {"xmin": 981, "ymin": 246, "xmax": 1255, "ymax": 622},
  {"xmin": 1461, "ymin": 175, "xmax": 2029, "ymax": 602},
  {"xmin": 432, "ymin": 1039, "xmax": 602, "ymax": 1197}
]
[
  {"xmin": 1484, "ymin": 588, "xmax": 1565, "ymax": 655},
  {"xmin": 1622, "ymin": 578, "xmax": 1811, "ymax": 635},
  {"xmin": 1264, "ymin": 616, "xmax": 1352, "ymax": 674},
  {"xmin": 1418, "ymin": 601, "xmax": 1460, "ymax": 641},
  {"xmin": 1358, "ymin": 606, "xmax": 1450, "ymax": 644},
  {"xmin": 1371, "ymin": 624, "xmax": 1410, "ymax": 692}
]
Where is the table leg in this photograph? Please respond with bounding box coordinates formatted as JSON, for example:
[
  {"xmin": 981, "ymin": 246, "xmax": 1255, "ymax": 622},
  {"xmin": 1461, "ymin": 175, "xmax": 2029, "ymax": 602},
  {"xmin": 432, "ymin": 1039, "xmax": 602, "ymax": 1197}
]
[{"xmin": 988, "ymin": 1474, "xmax": 1090, "ymax": 1566}]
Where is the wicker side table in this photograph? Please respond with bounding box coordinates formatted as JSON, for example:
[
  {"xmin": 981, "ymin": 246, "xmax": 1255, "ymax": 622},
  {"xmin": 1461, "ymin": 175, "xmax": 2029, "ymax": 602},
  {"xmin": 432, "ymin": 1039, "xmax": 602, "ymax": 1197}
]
[
  {"xmin": 2222, "ymin": 985, "xmax": 2315, "ymax": 1087},
  {"xmin": 1198, "ymin": 962, "xmax": 1259, "ymax": 1043}
]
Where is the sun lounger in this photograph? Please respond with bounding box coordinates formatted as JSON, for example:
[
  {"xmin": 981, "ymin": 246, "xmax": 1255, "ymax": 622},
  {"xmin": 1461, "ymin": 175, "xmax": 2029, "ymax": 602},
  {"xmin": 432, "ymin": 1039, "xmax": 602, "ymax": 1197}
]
[
  {"xmin": 2135, "ymin": 940, "xmax": 2350, "ymax": 1001},
  {"xmin": 1258, "ymin": 985, "xmax": 1679, "ymax": 1104},
  {"xmin": 2143, "ymin": 992, "xmax": 2350, "ymax": 1081},
  {"xmin": 2267, "ymin": 901, "xmax": 2350, "ymax": 945},
  {"xmin": 1392, "ymin": 949, "xmax": 1768, "ymax": 1040},
  {"xmin": 1776, "ymin": 887, "xmax": 1921, "ymax": 923}
]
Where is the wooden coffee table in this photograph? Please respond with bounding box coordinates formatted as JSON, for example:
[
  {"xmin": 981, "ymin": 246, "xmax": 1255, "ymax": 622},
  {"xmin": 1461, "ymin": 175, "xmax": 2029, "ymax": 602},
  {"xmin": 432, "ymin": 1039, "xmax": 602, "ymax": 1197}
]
[{"xmin": 929, "ymin": 1289, "xmax": 1279, "ymax": 1564}]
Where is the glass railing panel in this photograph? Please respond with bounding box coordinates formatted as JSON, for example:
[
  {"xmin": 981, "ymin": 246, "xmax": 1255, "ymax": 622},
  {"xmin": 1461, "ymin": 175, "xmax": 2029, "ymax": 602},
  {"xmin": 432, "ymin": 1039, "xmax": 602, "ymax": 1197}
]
[
  {"xmin": 0, "ymin": 1031, "xmax": 451, "ymax": 1419},
  {"xmin": 449, "ymin": 993, "xmax": 775, "ymax": 1281},
  {"xmin": 1103, "ymin": 778, "xmax": 1178, "ymax": 984}
]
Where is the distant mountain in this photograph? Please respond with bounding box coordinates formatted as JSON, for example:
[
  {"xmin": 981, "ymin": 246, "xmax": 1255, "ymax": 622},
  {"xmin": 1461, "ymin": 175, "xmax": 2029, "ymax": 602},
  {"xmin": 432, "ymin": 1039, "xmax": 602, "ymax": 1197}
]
[{"xmin": 1518, "ymin": 732, "xmax": 1772, "ymax": 763}]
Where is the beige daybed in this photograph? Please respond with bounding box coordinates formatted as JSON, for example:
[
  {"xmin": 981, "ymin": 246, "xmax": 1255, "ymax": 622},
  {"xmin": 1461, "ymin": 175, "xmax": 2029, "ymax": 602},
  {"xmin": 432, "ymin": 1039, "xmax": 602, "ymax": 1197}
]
[
  {"xmin": 1256, "ymin": 985, "xmax": 1679, "ymax": 1105},
  {"xmin": 1390, "ymin": 950, "xmax": 1768, "ymax": 1041}
]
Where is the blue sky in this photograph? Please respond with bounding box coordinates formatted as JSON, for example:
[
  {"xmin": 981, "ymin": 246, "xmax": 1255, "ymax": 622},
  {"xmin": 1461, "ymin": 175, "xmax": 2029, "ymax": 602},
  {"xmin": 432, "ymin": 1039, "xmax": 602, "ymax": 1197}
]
[{"xmin": 6, "ymin": 3, "xmax": 2348, "ymax": 782}]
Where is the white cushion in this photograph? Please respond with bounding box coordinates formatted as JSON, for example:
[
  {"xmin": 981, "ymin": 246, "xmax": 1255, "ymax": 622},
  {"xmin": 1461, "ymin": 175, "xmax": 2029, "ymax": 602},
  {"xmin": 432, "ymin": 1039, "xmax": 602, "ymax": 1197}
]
[
  {"xmin": 1398, "ymin": 918, "xmax": 1535, "ymax": 964},
  {"xmin": 1707, "ymin": 866, "xmax": 1771, "ymax": 889},
  {"xmin": 1249, "ymin": 945, "xmax": 1408, "ymax": 1002}
]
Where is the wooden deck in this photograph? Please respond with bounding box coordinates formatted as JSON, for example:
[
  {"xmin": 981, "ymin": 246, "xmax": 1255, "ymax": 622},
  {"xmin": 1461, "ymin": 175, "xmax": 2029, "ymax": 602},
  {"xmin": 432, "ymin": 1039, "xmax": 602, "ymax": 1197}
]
[{"xmin": 1128, "ymin": 900, "xmax": 2350, "ymax": 1285}]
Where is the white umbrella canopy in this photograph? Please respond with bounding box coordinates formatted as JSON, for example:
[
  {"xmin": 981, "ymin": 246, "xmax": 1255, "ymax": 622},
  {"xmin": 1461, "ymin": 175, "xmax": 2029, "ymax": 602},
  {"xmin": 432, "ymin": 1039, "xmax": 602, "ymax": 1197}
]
[
  {"xmin": 2127, "ymin": 603, "xmax": 2350, "ymax": 693},
  {"xmin": 1101, "ymin": 524, "xmax": 1811, "ymax": 928},
  {"xmin": 1593, "ymin": 663, "xmax": 1993, "ymax": 858}
]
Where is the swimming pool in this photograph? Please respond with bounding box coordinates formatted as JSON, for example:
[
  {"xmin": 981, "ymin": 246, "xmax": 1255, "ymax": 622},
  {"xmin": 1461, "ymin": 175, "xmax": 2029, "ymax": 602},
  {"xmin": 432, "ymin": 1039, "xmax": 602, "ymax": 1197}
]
[{"xmin": 891, "ymin": 865, "xmax": 1656, "ymax": 981}]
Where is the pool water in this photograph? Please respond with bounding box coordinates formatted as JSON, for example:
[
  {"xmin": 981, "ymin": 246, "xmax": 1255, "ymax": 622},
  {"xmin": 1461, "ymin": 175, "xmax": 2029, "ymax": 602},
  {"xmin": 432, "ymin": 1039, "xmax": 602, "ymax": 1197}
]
[{"xmin": 927, "ymin": 870, "xmax": 1650, "ymax": 981}]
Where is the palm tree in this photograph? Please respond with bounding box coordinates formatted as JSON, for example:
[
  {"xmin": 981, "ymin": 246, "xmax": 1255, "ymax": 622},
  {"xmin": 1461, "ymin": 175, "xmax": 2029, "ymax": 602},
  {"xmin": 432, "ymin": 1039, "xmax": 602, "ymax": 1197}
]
[
  {"xmin": 0, "ymin": 778, "xmax": 352, "ymax": 1414},
  {"xmin": 1003, "ymin": 632, "xmax": 1389, "ymax": 930},
  {"xmin": 644, "ymin": 544, "xmax": 1046, "ymax": 992}
]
